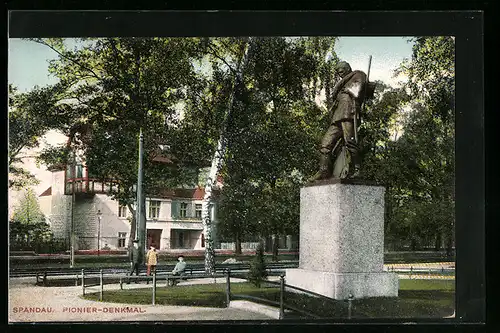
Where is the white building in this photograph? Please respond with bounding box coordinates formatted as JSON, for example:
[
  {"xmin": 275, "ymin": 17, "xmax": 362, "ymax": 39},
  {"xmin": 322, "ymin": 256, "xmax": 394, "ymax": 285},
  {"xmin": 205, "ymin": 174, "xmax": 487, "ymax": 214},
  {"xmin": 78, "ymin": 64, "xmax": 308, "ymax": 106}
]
[
  {"xmin": 38, "ymin": 163, "xmax": 220, "ymax": 252},
  {"xmin": 35, "ymin": 137, "xmax": 297, "ymax": 253}
]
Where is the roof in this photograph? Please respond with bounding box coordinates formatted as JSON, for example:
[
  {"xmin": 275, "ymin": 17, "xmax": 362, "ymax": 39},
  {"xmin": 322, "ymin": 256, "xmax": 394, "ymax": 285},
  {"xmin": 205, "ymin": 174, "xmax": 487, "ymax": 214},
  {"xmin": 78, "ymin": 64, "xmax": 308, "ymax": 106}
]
[{"xmin": 39, "ymin": 187, "xmax": 52, "ymax": 197}]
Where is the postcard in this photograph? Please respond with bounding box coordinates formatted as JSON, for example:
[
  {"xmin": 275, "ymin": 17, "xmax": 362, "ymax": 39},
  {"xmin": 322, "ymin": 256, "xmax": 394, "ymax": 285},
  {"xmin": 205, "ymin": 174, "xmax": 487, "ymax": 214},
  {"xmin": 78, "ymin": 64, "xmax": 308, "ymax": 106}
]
[{"xmin": 7, "ymin": 10, "xmax": 484, "ymax": 326}]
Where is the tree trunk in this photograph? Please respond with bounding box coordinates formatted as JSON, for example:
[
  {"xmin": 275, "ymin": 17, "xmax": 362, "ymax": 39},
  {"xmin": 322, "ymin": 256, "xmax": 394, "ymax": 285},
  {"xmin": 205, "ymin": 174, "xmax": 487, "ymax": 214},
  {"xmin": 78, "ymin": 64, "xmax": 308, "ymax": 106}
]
[
  {"xmin": 410, "ymin": 238, "xmax": 417, "ymax": 251},
  {"xmin": 434, "ymin": 232, "xmax": 442, "ymax": 251},
  {"xmin": 272, "ymin": 234, "xmax": 279, "ymax": 262},
  {"xmin": 202, "ymin": 38, "xmax": 253, "ymax": 274},
  {"xmin": 235, "ymin": 232, "xmax": 242, "ymax": 255},
  {"xmin": 202, "ymin": 151, "xmax": 221, "ymax": 274},
  {"xmin": 267, "ymin": 236, "xmax": 273, "ymax": 253},
  {"xmin": 445, "ymin": 231, "xmax": 454, "ymax": 257}
]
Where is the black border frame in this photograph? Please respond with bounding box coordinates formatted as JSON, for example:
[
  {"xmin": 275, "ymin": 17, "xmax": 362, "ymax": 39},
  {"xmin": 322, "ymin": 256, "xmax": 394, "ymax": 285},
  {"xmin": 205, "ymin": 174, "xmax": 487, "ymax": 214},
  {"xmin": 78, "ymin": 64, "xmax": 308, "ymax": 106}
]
[{"xmin": 4, "ymin": 9, "xmax": 486, "ymax": 333}]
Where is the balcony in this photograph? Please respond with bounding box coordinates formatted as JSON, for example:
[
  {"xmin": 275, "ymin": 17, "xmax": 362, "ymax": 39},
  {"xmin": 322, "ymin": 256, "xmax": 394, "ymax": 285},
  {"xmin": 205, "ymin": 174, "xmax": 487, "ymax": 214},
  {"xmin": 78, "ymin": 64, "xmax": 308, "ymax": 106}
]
[
  {"xmin": 64, "ymin": 163, "xmax": 120, "ymax": 195},
  {"xmin": 173, "ymin": 215, "xmax": 202, "ymax": 222},
  {"xmin": 64, "ymin": 177, "xmax": 119, "ymax": 195},
  {"xmin": 170, "ymin": 219, "xmax": 204, "ymax": 231}
]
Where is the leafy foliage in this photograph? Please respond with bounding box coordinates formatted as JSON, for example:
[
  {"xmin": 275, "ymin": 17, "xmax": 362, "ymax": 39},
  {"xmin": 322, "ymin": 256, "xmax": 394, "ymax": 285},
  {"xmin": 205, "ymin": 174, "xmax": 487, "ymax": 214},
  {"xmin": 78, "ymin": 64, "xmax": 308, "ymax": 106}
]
[
  {"xmin": 11, "ymin": 36, "xmax": 455, "ymax": 256},
  {"xmin": 9, "ymin": 220, "xmax": 55, "ymax": 252},
  {"xmin": 10, "ymin": 189, "xmax": 56, "ymax": 253},
  {"xmin": 361, "ymin": 37, "xmax": 455, "ymax": 251},
  {"xmin": 11, "ymin": 188, "xmax": 46, "ymax": 225},
  {"xmin": 247, "ymin": 243, "xmax": 268, "ymax": 288},
  {"xmin": 212, "ymin": 37, "xmax": 338, "ymax": 254},
  {"xmin": 31, "ymin": 37, "xmax": 203, "ymax": 246},
  {"xmin": 8, "ymin": 84, "xmax": 54, "ymax": 189}
]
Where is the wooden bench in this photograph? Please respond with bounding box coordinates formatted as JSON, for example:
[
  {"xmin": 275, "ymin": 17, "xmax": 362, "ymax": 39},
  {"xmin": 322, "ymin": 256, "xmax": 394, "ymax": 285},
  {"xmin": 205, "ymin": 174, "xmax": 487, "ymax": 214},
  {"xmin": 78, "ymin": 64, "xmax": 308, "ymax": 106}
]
[{"xmin": 35, "ymin": 272, "xmax": 48, "ymax": 286}]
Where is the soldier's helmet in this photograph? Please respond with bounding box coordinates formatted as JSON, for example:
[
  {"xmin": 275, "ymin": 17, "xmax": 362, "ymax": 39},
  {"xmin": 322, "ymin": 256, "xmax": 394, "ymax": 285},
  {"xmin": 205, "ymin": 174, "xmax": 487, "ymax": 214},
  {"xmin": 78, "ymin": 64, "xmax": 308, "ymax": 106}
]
[{"xmin": 336, "ymin": 61, "xmax": 352, "ymax": 76}]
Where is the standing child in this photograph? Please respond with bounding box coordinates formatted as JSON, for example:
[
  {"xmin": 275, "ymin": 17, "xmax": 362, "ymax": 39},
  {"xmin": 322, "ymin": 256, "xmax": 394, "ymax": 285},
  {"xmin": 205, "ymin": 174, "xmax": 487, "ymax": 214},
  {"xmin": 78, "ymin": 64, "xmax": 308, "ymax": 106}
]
[{"xmin": 146, "ymin": 245, "xmax": 158, "ymax": 276}]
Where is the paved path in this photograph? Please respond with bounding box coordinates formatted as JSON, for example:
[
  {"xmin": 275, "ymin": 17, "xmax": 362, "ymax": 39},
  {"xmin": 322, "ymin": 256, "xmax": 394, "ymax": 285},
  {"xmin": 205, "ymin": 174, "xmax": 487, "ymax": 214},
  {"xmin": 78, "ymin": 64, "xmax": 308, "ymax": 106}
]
[
  {"xmin": 8, "ymin": 277, "xmax": 274, "ymax": 322},
  {"xmin": 383, "ymin": 262, "xmax": 455, "ymax": 280},
  {"xmin": 384, "ymin": 262, "xmax": 455, "ymax": 269},
  {"xmin": 396, "ymin": 274, "xmax": 454, "ymax": 280}
]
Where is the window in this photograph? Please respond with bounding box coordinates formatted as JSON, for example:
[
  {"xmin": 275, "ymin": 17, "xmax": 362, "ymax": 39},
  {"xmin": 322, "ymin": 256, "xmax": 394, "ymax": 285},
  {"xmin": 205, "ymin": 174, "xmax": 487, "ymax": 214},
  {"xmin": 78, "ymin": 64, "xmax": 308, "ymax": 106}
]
[
  {"xmin": 180, "ymin": 202, "xmax": 188, "ymax": 218},
  {"xmin": 195, "ymin": 204, "xmax": 202, "ymax": 218},
  {"xmin": 149, "ymin": 200, "xmax": 161, "ymax": 219},
  {"xmin": 118, "ymin": 232, "xmax": 127, "ymax": 248},
  {"xmin": 118, "ymin": 205, "xmax": 127, "ymax": 218}
]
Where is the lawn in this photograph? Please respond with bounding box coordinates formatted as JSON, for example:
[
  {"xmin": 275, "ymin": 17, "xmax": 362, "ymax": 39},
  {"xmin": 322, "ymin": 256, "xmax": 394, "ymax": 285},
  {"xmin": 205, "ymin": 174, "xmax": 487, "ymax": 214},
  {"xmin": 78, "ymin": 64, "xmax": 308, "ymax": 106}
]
[
  {"xmin": 83, "ymin": 282, "xmax": 279, "ymax": 308},
  {"xmin": 82, "ymin": 279, "xmax": 454, "ymax": 319}
]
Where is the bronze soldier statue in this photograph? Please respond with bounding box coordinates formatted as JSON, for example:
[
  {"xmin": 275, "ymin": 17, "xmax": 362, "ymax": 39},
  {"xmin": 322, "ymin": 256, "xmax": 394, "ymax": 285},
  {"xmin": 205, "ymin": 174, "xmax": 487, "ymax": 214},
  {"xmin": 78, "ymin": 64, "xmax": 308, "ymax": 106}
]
[{"xmin": 309, "ymin": 61, "xmax": 373, "ymax": 181}]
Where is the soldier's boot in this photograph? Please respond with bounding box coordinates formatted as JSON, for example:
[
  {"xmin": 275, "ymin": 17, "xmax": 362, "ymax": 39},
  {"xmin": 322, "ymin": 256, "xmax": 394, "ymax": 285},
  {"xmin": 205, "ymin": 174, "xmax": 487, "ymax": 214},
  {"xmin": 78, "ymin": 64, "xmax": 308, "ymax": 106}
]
[
  {"xmin": 308, "ymin": 153, "xmax": 332, "ymax": 182},
  {"xmin": 345, "ymin": 138, "xmax": 360, "ymax": 178},
  {"xmin": 351, "ymin": 163, "xmax": 361, "ymax": 178}
]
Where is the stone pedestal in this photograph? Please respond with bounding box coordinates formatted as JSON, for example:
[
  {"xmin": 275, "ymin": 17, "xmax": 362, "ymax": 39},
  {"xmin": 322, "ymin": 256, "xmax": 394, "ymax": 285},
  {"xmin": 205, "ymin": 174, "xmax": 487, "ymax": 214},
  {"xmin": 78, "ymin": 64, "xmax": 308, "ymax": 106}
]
[{"xmin": 286, "ymin": 180, "xmax": 398, "ymax": 299}]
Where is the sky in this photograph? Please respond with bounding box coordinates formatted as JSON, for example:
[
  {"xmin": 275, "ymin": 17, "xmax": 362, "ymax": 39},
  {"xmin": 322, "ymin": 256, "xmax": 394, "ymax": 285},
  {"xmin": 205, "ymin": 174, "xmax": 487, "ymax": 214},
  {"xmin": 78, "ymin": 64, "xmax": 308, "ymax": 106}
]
[
  {"xmin": 8, "ymin": 37, "xmax": 413, "ymax": 92},
  {"xmin": 335, "ymin": 37, "xmax": 413, "ymax": 86},
  {"xmin": 7, "ymin": 37, "xmax": 414, "ymax": 215}
]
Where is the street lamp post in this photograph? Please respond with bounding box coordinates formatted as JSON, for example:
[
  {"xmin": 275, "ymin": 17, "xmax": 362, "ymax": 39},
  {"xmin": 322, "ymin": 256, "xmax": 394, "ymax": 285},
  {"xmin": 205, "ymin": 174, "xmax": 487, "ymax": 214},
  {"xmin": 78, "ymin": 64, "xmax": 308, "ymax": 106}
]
[
  {"xmin": 136, "ymin": 128, "xmax": 146, "ymax": 262},
  {"xmin": 97, "ymin": 210, "xmax": 102, "ymax": 257},
  {"xmin": 70, "ymin": 151, "xmax": 76, "ymax": 268}
]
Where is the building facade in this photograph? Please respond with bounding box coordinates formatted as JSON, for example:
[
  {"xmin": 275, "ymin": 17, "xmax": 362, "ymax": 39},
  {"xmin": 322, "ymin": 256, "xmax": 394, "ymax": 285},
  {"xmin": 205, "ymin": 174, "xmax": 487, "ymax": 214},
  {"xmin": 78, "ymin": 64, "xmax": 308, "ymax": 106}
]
[
  {"xmin": 38, "ymin": 165, "xmax": 219, "ymax": 251},
  {"xmin": 37, "ymin": 145, "xmax": 297, "ymax": 253}
]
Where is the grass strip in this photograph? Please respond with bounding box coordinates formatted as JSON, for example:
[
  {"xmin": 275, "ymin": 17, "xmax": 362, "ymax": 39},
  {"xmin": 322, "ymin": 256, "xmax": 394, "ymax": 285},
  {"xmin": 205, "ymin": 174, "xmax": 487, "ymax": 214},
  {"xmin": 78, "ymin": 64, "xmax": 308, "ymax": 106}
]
[{"xmin": 82, "ymin": 280, "xmax": 455, "ymax": 319}]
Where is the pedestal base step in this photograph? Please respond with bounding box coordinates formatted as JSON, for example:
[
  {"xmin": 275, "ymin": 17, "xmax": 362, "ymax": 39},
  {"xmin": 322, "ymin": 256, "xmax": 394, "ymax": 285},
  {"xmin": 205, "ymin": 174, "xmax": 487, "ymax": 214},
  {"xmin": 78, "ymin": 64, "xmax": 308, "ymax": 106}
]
[{"xmin": 285, "ymin": 268, "xmax": 399, "ymax": 300}]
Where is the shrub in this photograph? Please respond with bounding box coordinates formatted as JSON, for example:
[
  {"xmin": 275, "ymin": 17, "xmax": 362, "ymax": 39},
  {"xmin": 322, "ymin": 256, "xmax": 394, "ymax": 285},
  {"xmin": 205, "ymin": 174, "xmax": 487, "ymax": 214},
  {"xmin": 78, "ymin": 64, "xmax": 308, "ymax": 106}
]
[{"xmin": 247, "ymin": 243, "xmax": 267, "ymax": 287}]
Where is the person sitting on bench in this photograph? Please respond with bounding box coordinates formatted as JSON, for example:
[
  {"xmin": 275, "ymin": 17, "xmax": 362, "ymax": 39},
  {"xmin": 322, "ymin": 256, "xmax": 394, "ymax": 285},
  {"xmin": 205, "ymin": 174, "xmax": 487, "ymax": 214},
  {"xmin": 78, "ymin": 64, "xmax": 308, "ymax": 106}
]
[{"xmin": 170, "ymin": 255, "xmax": 186, "ymax": 286}]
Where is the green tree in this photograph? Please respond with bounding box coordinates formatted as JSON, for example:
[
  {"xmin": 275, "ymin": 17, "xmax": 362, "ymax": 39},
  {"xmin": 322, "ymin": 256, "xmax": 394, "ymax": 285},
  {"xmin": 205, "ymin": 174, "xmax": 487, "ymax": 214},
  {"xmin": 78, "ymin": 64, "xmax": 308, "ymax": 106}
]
[
  {"xmin": 360, "ymin": 37, "xmax": 455, "ymax": 252},
  {"xmin": 240, "ymin": 37, "xmax": 335, "ymax": 240},
  {"xmin": 394, "ymin": 37, "xmax": 454, "ymax": 253},
  {"xmin": 12, "ymin": 188, "xmax": 46, "ymax": 225},
  {"xmin": 30, "ymin": 37, "xmax": 203, "ymax": 249},
  {"xmin": 9, "ymin": 220, "xmax": 53, "ymax": 252},
  {"xmin": 210, "ymin": 37, "xmax": 337, "ymax": 257},
  {"xmin": 8, "ymin": 84, "xmax": 60, "ymax": 189},
  {"xmin": 247, "ymin": 243, "xmax": 268, "ymax": 288},
  {"xmin": 217, "ymin": 179, "xmax": 259, "ymax": 254},
  {"xmin": 10, "ymin": 188, "xmax": 53, "ymax": 251},
  {"xmin": 196, "ymin": 37, "xmax": 253, "ymax": 272}
]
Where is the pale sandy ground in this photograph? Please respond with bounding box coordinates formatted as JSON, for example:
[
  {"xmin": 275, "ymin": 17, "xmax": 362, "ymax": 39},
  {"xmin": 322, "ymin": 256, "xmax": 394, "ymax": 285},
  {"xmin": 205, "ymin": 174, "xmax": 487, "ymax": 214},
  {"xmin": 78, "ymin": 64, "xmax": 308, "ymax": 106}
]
[
  {"xmin": 8, "ymin": 277, "xmax": 276, "ymax": 322},
  {"xmin": 384, "ymin": 262, "xmax": 455, "ymax": 269}
]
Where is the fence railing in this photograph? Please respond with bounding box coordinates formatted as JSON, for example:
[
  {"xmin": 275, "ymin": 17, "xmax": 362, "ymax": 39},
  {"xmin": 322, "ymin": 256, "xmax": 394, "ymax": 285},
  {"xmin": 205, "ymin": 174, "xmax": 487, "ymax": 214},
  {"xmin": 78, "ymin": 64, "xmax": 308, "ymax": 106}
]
[
  {"xmin": 79, "ymin": 268, "xmax": 228, "ymax": 305},
  {"xmin": 386, "ymin": 266, "xmax": 455, "ymax": 279},
  {"xmin": 44, "ymin": 268, "xmax": 365, "ymax": 319},
  {"xmin": 81, "ymin": 269, "xmax": 104, "ymax": 300},
  {"xmin": 36, "ymin": 266, "xmax": 455, "ymax": 318},
  {"xmin": 225, "ymin": 270, "xmax": 347, "ymax": 320}
]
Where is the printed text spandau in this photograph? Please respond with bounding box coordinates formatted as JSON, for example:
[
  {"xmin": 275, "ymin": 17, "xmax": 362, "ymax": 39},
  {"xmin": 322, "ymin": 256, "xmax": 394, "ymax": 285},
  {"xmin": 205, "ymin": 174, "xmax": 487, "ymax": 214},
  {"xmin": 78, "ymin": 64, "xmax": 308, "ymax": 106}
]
[{"xmin": 12, "ymin": 306, "xmax": 146, "ymax": 313}]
